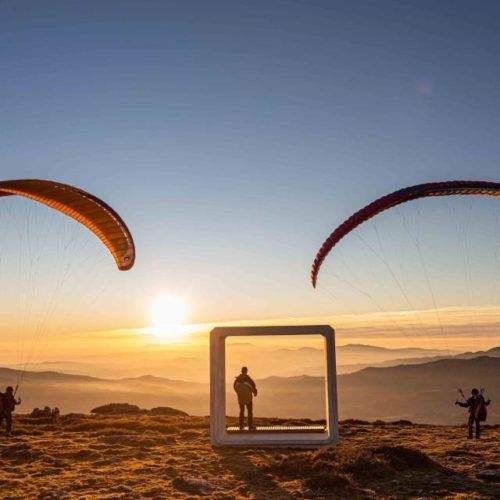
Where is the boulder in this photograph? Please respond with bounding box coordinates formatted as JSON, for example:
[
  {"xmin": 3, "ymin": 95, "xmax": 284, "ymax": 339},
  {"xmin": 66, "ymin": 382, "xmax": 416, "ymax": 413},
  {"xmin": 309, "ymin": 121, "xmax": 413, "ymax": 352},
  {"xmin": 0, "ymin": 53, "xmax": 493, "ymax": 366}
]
[{"xmin": 30, "ymin": 407, "xmax": 60, "ymax": 418}]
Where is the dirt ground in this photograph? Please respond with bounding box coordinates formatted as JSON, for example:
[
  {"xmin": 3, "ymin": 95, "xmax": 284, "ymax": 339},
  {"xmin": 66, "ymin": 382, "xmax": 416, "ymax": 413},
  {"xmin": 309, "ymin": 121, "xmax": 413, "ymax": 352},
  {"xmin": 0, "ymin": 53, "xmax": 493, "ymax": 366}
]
[{"xmin": 0, "ymin": 415, "xmax": 497, "ymax": 499}]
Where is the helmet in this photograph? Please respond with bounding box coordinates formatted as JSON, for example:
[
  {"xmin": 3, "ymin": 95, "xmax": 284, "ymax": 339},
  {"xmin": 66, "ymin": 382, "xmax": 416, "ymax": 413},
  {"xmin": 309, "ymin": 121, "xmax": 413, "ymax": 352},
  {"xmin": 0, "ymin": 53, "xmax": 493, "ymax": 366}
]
[
  {"xmin": 6, "ymin": 386, "xmax": 13, "ymax": 393},
  {"xmin": 471, "ymin": 388, "xmax": 479, "ymax": 395}
]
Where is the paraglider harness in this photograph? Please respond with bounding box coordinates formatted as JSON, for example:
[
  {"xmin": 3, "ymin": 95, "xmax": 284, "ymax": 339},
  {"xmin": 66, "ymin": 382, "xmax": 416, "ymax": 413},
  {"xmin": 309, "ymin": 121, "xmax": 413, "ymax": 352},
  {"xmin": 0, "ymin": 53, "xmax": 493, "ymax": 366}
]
[
  {"xmin": 457, "ymin": 388, "xmax": 488, "ymax": 422},
  {"xmin": 0, "ymin": 385, "xmax": 18, "ymax": 415},
  {"xmin": 476, "ymin": 389, "xmax": 488, "ymax": 422}
]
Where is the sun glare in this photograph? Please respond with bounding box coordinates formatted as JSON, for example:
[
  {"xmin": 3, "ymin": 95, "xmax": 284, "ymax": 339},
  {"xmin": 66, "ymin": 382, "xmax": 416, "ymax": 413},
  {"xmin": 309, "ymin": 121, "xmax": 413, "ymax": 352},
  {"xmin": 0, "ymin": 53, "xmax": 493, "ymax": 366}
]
[{"xmin": 149, "ymin": 295, "xmax": 188, "ymax": 341}]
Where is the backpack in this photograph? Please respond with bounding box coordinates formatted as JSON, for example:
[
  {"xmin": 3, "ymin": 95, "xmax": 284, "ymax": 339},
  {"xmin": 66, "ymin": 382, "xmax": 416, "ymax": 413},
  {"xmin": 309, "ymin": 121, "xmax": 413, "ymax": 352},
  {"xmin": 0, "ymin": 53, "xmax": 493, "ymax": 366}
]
[
  {"xmin": 475, "ymin": 397, "xmax": 488, "ymax": 422},
  {"xmin": 234, "ymin": 381, "xmax": 254, "ymax": 404}
]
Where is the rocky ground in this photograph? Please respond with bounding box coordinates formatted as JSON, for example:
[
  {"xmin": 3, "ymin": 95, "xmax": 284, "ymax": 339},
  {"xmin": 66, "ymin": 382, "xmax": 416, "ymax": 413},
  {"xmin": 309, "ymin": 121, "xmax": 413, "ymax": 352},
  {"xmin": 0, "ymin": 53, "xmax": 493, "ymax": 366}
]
[{"xmin": 0, "ymin": 414, "xmax": 497, "ymax": 499}]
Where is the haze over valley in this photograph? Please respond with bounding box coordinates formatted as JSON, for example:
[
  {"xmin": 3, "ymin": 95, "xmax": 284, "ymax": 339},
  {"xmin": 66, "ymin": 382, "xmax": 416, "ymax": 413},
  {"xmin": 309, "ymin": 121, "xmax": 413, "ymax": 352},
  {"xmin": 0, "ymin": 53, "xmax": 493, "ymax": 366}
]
[{"xmin": 4, "ymin": 347, "xmax": 498, "ymax": 425}]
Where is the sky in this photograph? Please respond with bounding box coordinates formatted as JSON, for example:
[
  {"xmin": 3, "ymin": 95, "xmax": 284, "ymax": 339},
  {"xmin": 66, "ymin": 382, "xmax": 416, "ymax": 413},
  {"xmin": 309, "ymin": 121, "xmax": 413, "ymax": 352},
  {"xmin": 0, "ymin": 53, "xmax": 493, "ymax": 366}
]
[{"xmin": 1, "ymin": 0, "xmax": 500, "ymax": 356}]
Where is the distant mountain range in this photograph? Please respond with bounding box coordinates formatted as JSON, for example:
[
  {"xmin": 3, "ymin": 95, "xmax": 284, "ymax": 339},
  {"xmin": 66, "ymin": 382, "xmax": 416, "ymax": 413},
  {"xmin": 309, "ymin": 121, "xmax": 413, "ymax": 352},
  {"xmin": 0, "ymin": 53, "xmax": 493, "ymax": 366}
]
[
  {"xmin": 238, "ymin": 355, "xmax": 499, "ymax": 424},
  {"xmin": 337, "ymin": 345, "xmax": 500, "ymax": 374},
  {"xmin": 337, "ymin": 355, "xmax": 499, "ymax": 424},
  {"xmin": 226, "ymin": 343, "xmax": 463, "ymax": 378},
  {"xmin": 6, "ymin": 343, "xmax": 486, "ymax": 380},
  {"xmin": 0, "ymin": 354, "xmax": 497, "ymax": 424}
]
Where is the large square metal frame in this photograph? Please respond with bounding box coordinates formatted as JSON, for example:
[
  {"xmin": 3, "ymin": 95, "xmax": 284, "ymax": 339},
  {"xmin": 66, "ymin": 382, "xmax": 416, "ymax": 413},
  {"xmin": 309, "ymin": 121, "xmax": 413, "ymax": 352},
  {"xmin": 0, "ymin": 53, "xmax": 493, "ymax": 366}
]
[{"xmin": 210, "ymin": 325, "xmax": 339, "ymax": 447}]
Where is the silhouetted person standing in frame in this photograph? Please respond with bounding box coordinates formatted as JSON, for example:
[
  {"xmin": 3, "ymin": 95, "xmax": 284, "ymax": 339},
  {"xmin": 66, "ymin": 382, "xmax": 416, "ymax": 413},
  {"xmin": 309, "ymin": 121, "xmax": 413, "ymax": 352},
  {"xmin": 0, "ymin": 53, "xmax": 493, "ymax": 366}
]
[
  {"xmin": 455, "ymin": 388, "xmax": 491, "ymax": 439},
  {"xmin": 234, "ymin": 366, "xmax": 257, "ymax": 431},
  {"xmin": 0, "ymin": 387, "xmax": 21, "ymax": 436}
]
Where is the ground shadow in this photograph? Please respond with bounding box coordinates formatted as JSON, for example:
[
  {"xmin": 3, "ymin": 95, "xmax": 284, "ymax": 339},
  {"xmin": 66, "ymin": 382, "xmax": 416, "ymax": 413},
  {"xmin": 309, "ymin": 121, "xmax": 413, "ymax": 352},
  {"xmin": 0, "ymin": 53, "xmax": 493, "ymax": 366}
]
[{"xmin": 216, "ymin": 447, "xmax": 297, "ymax": 499}]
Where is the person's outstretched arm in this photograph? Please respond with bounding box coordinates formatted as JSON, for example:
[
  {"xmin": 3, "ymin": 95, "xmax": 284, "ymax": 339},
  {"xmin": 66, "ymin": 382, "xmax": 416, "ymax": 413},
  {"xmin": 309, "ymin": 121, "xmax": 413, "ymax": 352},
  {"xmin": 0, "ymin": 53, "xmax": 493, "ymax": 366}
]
[{"xmin": 455, "ymin": 400, "xmax": 468, "ymax": 407}]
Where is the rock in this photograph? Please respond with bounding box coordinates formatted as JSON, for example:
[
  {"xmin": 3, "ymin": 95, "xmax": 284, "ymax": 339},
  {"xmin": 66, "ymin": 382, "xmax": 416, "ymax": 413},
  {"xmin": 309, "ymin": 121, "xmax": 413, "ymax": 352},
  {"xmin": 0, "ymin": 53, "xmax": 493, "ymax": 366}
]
[
  {"xmin": 90, "ymin": 403, "xmax": 141, "ymax": 415},
  {"xmin": 30, "ymin": 407, "xmax": 53, "ymax": 417},
  {"xmin": 30, "ymin": 407, "xmax": 60, "ymax": 419},
  {"xmin": 477, "ymin": 469, "xmax": 500, "ymax": 482},
  {"xmin": 150, "ymin": 406, "xmax": 189, "ymax": 416},
  {"xmin": 31, "ymin": 407, "xmax": 49, "ymax": 417},
  {"xmin": 172, "ymin": 477, "xmax": 213, "ymax": 494}
]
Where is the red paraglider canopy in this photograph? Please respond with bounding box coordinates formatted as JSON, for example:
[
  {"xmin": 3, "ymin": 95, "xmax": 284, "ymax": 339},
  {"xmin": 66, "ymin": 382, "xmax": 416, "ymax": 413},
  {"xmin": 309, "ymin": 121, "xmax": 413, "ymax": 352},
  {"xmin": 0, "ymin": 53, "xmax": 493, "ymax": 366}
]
[{"xmin": 311, "ymin": 180, "xmax": 500, "ymax": 288}]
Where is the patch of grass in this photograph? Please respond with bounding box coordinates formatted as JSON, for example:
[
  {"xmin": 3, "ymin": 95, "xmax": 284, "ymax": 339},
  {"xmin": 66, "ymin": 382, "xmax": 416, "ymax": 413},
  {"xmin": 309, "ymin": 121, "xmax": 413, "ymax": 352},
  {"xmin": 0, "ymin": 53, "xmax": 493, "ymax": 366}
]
[
  {"xmin": 373, "ymin": 446, "xmax": 438, "ymax": 471},
  {"xmin": 63, "ymin": 416, "xmax": 177, "ymax": 435},
  {"xmin": 179, "ymin": 429, "xmax": 204, "ymax": 439},
  {"xmin": 315, "ymin": 446, "xmax": 393, "ymax": 479},
  {"xmin": 340, "ymin": 419, "xmax": 371, "ymax": 425},
  {"xmin": 266, "ymin": 443, "xmax": 442, "ymax": 493},
  {"xmin": 305, "ymin": 470, "xmax": 350, "ymax": 490},
  {"xmin": 19, "ymin": 417, "xmax": 57, "ymax": 426}
]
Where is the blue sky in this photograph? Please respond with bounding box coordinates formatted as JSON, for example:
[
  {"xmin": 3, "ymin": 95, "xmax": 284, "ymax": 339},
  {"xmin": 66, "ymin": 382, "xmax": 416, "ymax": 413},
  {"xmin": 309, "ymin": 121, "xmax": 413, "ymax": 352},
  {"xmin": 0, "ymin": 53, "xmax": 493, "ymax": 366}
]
[{"xmin": 1, "ymin": 0, "xmax": 500, "ymax": 332}]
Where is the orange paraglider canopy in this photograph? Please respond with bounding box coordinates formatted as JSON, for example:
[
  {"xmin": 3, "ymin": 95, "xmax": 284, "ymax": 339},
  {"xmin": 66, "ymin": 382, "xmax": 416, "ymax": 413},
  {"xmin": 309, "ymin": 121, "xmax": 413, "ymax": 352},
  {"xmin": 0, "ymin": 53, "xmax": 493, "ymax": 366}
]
[{"xmin": 0, "ymin": 179, "xmax": 135, "ymax": 270}]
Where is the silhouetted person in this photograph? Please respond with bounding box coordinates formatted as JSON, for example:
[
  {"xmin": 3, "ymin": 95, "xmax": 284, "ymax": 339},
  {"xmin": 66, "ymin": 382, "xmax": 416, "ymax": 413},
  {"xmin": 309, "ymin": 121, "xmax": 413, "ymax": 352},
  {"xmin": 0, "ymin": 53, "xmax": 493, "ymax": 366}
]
[
  {"xmin": 455, "ymin": 388, "xmax": 490, "ymax": 439},
  {"xmin": 233, "ymin": 366, "xmax": 257, "ymax": 430},
  {"xmin": 0, "ymin": 387, "xmax": 21, "ymax": 436}
]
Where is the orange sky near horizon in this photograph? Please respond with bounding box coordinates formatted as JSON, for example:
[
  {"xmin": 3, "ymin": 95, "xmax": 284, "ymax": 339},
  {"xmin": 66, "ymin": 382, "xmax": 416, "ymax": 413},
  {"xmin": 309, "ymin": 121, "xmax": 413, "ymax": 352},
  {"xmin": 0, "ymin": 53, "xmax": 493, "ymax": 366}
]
[{"xmin": 1, "ymin": 303, "xmax": 498, "ymax": 372}]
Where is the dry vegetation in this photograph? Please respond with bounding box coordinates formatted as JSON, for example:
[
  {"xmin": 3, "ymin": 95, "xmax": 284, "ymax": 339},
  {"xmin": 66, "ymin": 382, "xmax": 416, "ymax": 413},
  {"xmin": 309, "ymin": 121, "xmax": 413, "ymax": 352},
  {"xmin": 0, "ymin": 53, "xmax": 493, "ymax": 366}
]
[{"xmin": 0, "ymin": 414, "xmax": 497, "ymax": 499}]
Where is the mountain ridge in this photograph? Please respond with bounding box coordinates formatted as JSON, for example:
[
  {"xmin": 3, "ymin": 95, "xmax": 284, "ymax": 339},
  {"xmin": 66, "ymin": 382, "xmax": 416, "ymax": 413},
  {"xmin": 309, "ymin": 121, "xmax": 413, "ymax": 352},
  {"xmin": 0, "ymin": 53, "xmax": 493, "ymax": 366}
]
[{"xmin": 1, "ymin": 355, "xmax": 497, "ymax": 423}]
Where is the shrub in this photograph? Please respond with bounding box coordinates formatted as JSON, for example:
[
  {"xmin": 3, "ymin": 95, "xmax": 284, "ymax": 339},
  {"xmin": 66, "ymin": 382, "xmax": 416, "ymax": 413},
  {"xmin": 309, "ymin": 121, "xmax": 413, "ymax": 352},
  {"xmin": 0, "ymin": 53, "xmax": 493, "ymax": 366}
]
[
  {"xmin": 373, "ymin": 446, "xmax": 436, "ymax": 471},
  {"xmin": 91, "ymin": 403, "xmax": 141, "ymax": 415},
  {"xmin": 150, "ymin": 407, "xmax": 188, "ymax": 417}
]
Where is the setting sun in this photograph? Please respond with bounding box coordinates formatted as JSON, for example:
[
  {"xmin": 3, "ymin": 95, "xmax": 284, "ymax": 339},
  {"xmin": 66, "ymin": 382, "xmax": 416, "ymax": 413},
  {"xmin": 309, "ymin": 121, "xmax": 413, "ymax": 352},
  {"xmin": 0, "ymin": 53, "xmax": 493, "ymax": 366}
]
[{"xmin": 148, "ymin": 295, "xmax": 188, "ymax": 340}]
